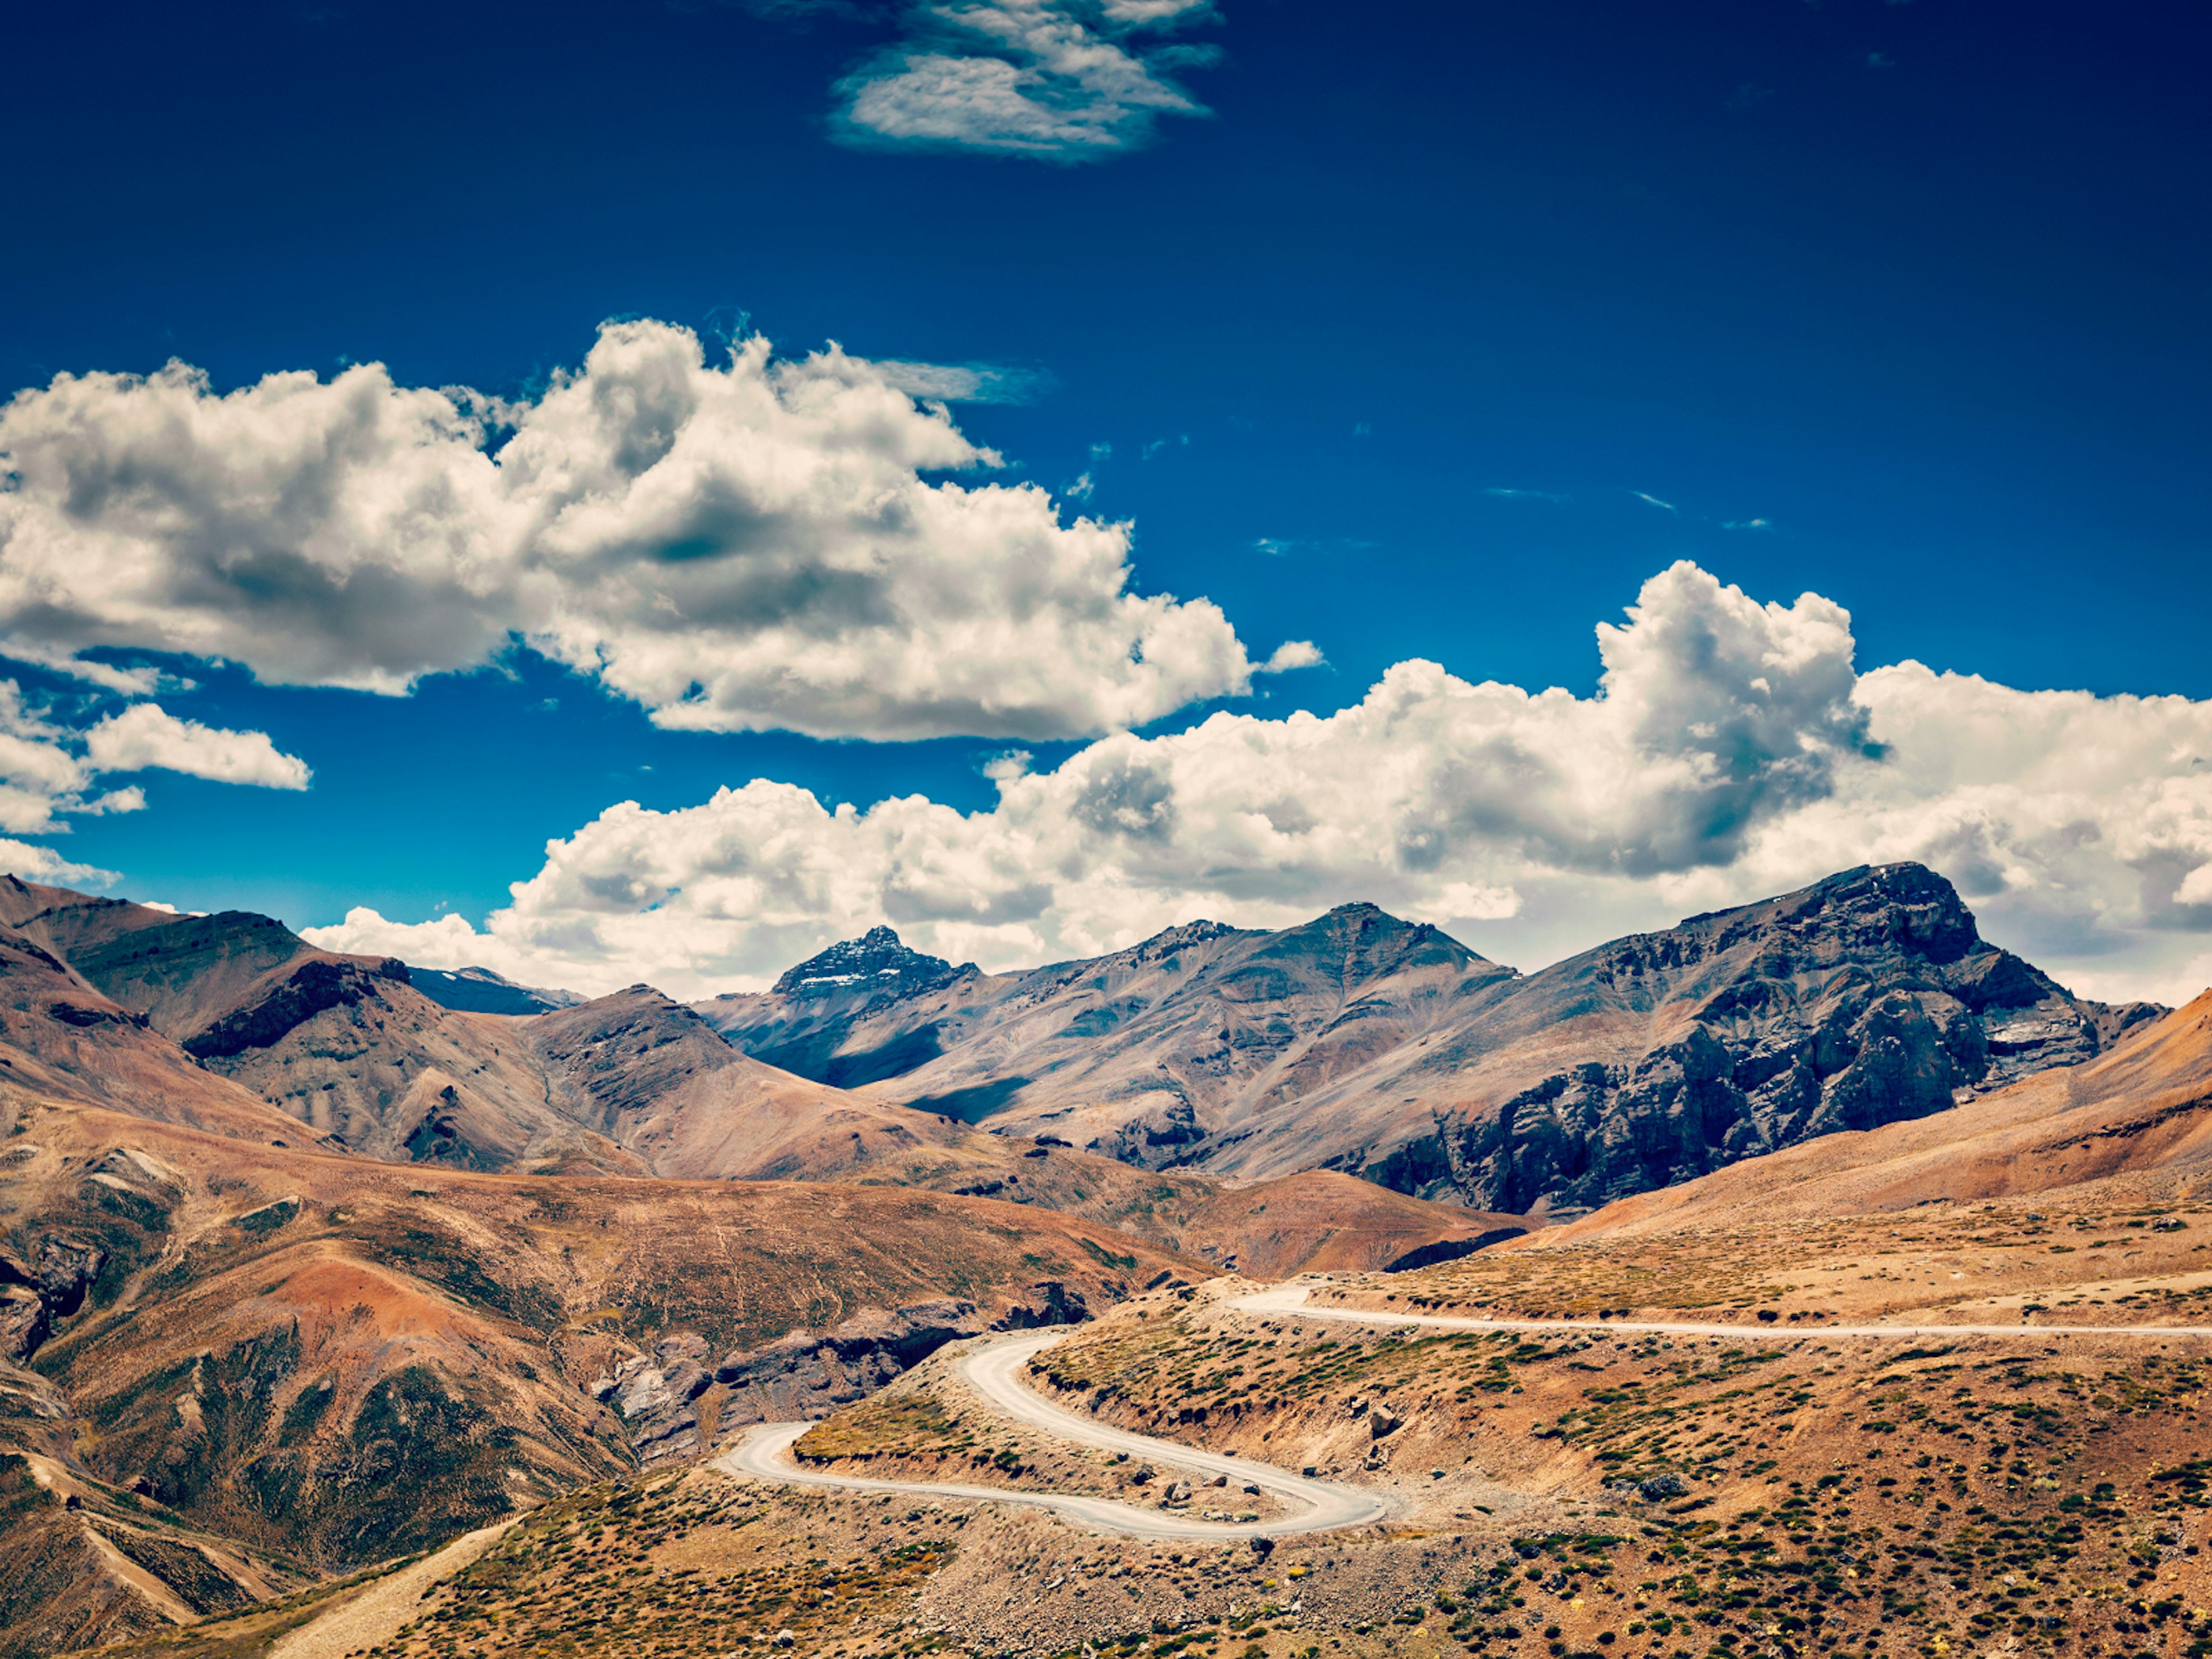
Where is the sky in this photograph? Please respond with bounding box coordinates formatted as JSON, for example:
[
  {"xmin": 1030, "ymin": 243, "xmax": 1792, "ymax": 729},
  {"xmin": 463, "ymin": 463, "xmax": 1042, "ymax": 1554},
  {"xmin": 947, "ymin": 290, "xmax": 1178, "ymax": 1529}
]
[{"xmin": 1, "ymin": 0, "xmax": 2207, "ymax": 1003}]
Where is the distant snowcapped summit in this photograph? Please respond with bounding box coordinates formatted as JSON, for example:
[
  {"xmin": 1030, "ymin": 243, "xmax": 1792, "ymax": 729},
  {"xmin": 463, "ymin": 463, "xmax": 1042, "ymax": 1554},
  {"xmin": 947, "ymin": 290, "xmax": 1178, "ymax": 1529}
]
[
  {"xmin": 770, "ymin": 926, "xmax": 968, "ymax": 1000},
  {"xmin": 409, "ymin": 964, "xmax": 585, "ymax": 1016}
]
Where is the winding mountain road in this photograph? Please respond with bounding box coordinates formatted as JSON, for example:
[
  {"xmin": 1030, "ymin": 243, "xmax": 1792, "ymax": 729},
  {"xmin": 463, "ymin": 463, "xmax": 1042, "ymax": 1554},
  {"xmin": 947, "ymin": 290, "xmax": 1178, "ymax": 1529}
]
[
  {"xmin": 718, "ymin": 1330, "xmax": 1387, "ymax": 1540},
  {"xmin": 719, "ymin": 1281, "xmax": 2212, "ymax": 1536},
  {"xmin": 1233, "ymin": 1283, "xmax": 2212, "ymax": 1340}
]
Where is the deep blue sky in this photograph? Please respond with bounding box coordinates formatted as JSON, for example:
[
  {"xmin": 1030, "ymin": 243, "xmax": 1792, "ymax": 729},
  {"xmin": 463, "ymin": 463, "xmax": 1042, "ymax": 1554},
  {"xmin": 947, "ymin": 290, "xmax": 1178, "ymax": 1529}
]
[{"xmin": 4, "ymin": 0, "xmax": 2207, "ymax": 936}]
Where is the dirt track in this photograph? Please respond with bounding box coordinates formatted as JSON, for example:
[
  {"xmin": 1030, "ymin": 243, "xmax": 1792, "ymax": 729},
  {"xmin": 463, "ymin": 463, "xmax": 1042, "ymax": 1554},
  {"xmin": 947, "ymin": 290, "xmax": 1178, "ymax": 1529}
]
[
  {"xmin": 718, "ymin": 1328, "xmax": 1389, "ymax": 1539},
  {"xmin": 1234, "ymin": 1282, "xmax": 2212, "ymax": 1338}
]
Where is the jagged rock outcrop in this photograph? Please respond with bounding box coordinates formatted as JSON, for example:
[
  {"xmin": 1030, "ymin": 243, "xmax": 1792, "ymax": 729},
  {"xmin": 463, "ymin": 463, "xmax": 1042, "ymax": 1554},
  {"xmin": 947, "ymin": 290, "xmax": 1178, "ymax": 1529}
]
[
  {"xmin": 993, "ymin": 1280, "xmax": 1089, "ymax": 1330},
  {"xmin": 1354, "ymin": 863, "xmax": 2165, "ymax": 1214},
  {"xmin": 713, "ymin": 1298, "xmax": 987, "ymax": 1429},
  {"xmin": 773, "ymin": 928, "xmax": 968, "ymax": 1003},
  {"xmin": 594, "ymin": 1333, "xmax": 715, "ymax": 1467},
  {"xmin": 0, "ymin": 1236, "xmax": 107, "ymax": 1360}
]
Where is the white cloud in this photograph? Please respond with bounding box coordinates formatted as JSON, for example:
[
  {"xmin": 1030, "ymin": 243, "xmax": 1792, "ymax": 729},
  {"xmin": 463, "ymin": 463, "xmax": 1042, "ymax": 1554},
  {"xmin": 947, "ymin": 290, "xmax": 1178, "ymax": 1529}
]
[
  {"xmin": 832, "ymin": 0, "xmax": 1218, "ymax": 160},
  {"xmin": 310, "ymin": 563, "xmax": 2212, "ymax": 1006},
  {"xmin": 1260, "ymin": 639, "xmax": 1324, "ymax": 672},
  {"xmin": 0, "ymin": 319, "xmax": 1305, "ymax": 742},
  {"xmin": 869, "ymin": 359, "xmax": 1055, "ymax": 404},
  {"xmin": 308, "ymin": 563, "xmax": 1957, "ymax": 999},
  {"xmin": 0, "ymin": 837, "xmax": 117, "ymax": 889},
  {"xmin": 83, "ymin": 704, "xmax": 312, "ymax": 790},
  {"xmin": 0, "ymin": 680, "xmax": 309, "ymax": 834}
]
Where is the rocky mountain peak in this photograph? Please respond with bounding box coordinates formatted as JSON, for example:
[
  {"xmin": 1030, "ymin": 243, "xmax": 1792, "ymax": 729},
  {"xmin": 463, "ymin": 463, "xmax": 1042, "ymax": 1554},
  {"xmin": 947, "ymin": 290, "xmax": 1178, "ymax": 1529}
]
[
  {"xmin": 1117, "ymin": 919, "xmax": 1247, "ymax": 965},
  {"xmin": 770, "ymin": 926, "xmax": 966, "ymax": 1001},
  {"xmin": 1369, "ymin": 859, "xmax": 2164, "ymax": 1217}
]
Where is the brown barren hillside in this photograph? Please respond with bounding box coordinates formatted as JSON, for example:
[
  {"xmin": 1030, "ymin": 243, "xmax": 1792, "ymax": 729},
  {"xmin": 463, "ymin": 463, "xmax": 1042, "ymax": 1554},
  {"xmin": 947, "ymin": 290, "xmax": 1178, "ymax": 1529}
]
[
  {"xmin": 0, "ymin": 921, "xmax": 325, "ymax": 1147},
  {"xmin": 1175, "ymin": 1169, "xmax": 1534, "ymax": 1278},
  {"xmin": 0, "ymin": 884, "xmax": 1503, "ymax": 1277},
  {"xmin": 0, "ymin": 1082, "xmax": 1207, "ymax": 1644},
  {"xmin": 526, "ymin": 990, "xmax": 1509, "ymax": 1268}
]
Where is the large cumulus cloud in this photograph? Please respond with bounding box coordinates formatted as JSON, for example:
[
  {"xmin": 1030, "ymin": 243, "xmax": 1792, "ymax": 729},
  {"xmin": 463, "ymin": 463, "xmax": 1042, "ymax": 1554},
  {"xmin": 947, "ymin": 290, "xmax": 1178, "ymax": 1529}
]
[
  {"xmin": 310, "ymin": 561, "xmax": 2212, "ymax": 1007},
  {"xmin": 0, "ymin": 320, "xmax": 1302, "ymax": 741}
]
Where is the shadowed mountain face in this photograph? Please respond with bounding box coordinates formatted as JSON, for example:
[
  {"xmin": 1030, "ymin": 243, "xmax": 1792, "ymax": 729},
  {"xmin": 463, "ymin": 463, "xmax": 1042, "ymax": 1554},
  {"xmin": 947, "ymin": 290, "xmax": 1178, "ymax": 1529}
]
[
  {"xmin": 1347, "ymin": 862, "xmax": 2164, "ymax": 1215},
  {"xmin": 408, "ymin": 965, "xmax": 583, "ymax": 1016},
  {"xmin": 1550, "ymin": 985, "xmax": 2212, "ymax": 1242},
  {"xmin": 701, "ymin": 865, "xmax": 2164, "ymax": 1217}
]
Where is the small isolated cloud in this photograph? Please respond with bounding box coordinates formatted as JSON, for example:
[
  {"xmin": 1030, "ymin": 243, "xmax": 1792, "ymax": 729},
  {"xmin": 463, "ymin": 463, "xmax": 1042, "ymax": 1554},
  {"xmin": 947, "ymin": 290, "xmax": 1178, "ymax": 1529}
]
[
  {"xmin": 1722, "ymin": 517, "xmax": 1774, "ymax": 532},
  {"xmin": 1066, "ymin": 471, "xmax": 1096, "ymax": 501},
  {"xmin": 1253, "ymin": 537, "xmax": 1291, "ymax": 557},
  {"xmin": 1484, "ymin": 487, "xmax": 1565, "ymax": 503},
  {"xmin": 870, "ymin": 358, "xmax": 1056, "ymax": 404},
  {"xmin": 1631, "ymin": 490, "xmax": 1680, "ymax": 513},
  {"xmin": 82, "ymin": 704, "xmax": 312, "ymax": 790},
  {"xmin": 832, "ymin": 0, "xmax": 1220, "ymax": 161},
  {"xmin": 1353, "ymin": 422, "xmax": 1372, "ymax": 437},
  {"xmin": 1260, "ymin": 640, "xmax": 1323, "ymax": 672}
]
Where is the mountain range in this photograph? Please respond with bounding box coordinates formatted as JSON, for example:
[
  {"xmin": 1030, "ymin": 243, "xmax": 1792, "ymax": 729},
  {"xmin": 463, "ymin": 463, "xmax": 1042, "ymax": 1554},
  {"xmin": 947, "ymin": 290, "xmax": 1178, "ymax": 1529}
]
[
  {"xmin": 700, "ymin": 862, "xmax": 2160, "ymax": 1215},
  {"xmin": 0, "ymin": 857, "xmax": 2189, "ymax": 1653}
]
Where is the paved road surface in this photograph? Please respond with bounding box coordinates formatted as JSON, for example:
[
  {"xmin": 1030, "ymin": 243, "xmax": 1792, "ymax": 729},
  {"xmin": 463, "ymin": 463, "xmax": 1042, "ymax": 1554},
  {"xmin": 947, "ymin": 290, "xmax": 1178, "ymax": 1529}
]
[
  {"xmin": 1233, "ymin": 1283, "xmax": 2212, "ymax": 1340},
  {"xmin": 718, "ymin": 1330, "xmax": 1387, "ymax": 1540}
]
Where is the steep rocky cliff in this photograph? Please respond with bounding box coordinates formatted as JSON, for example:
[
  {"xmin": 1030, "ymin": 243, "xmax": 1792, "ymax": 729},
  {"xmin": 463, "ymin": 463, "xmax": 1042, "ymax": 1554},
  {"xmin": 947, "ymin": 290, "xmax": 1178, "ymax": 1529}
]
[{"xmin": 1344, "ymin": 862, "xmax": 2163, "ymax": 1214}]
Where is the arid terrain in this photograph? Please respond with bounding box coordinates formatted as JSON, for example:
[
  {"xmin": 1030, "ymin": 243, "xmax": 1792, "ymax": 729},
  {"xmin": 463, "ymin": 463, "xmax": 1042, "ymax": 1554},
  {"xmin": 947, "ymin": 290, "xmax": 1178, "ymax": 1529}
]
[{"xmin": 3, "ymin": 869, "xmax": 2209, "ymax": 1659}]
